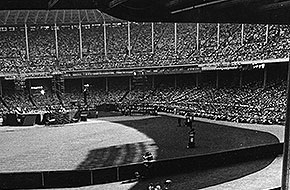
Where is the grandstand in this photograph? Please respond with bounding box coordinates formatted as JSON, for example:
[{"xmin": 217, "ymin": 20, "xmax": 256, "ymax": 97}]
[
  {"xmin": 0, "ymin": 9, "xmax": 288, "ymax": 190},
  {"xmin": 0, "ymin": 9, "xmax": 288, "ymax": 125},
  {"xmin": 0, "ymin": 10, "xmax": 290, "ymax": 72}
]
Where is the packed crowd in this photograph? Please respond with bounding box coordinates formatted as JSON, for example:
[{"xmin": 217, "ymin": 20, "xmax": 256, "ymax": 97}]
[
  {"xmin": 0, "ymin": 23, "xmax": 290, "ymax": 73},
  {"xmin": 152, "ymin": 82, "xmax": 286, "ymax": 125},
  {"xmin": 119, "ymin": 80, "xmax": 286, "ymax": 124},
  {"xmin": 0, "ymin": 79, "xmax": 286, "ymax": 125}
]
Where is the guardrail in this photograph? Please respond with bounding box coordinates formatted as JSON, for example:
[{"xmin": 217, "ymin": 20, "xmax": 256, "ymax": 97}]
[{"xmin": 0, "ymin": 143, "xmax": 283, "ymax": 189}]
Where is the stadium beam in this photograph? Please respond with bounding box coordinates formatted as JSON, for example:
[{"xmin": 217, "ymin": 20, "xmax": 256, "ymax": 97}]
[
  {"xmin": 14, "ymin": 10, "xmax": 20, "ymax": 25},
  {"xmin": 24, "ymin": 24, "xmax": 29, "ymax": 61},
  {"xmin": 103, "ymin": 20, "xmax": 107, "ymax": 58},
  {"xmin": 92, "ymin": 10, "xmax": 99, "ymax": 23},
  {"xmin": 174, "ymin": 23, "xmax": 177, "ymax": 54},
  {"xmin": 282, "ymin": 58, "xmax": 290, "ymax": 190},
  {"xmin": 79, "ymin": 22, "xmax": 83, "ymax": 59},
  {"xmin": 265, "ymin": 25, "xmax": 269, "ymax": 44},
  {"xmin": 44, "ymin": 10, "xmax": 49, "ymax": 24},
  {"xmin": 217, "ymin": 23, "xmax": 220, "ymax": 47},
  {"xmin": 54, "ymin": 23, "xmax": 59, "ymax": 59},
  {"xmin": 241, "ymin": 24, "xmax": 244, "ymax": 45},
  {"xmin": 4, "ymin": 10, "xmax": 10, "ymax": 25},
  {"xmin": 196, "ymin": 23, "xmax": 200, "ymax": 50},
  {"xmin": 151, "ymin": 23, "xmax": 154, "ymax": 54},
  {"xmin": 85, "ymin": 10, "xmax": 89, "ymax": 22},
  {"xmin": 48, "ymin": 0, "xmax": 61, "ymax": 9},
  {"xmin": 127, "ymin": 21, "xmax": 131, "ymax": 57}
]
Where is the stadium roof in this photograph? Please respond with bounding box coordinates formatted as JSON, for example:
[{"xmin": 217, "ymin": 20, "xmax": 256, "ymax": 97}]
[{"xmin": 0, "ymin": 9, "xmax": 125, "ymax": 26}]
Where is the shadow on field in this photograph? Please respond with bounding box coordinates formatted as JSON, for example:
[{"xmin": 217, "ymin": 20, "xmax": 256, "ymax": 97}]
[
  {"xmin": 77, "ymin": 115, "xmax": 279, "ymax": 189},
  {"xmin": 76, "ymin": 141, "xmax": 156, "ymax": 170},
  {"xmin": 112, "ymin": 116, "xmax": 279, "ymax": 190},
  {"xmin": 115, "ymin": 116, "xmax": 279, "ymax": 160}
]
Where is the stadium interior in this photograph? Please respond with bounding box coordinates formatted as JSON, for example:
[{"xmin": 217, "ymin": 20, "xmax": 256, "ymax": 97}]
[
  {"xmin": 0, "ymin": 6, "xmax": 289, "ymax": 190},
  {"xmin": 0, "ymin": 9, "xmax": 288, "ymax": 125}
]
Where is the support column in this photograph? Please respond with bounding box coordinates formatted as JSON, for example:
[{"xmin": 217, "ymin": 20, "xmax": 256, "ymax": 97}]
[
  {"xmin": 217, "ymin": 23, "xmax": 220, "ymax": 47},
  {"xmin": 263, "ymin": 67, "xmax": 267, "ymax": 88},
  {"xmin": 151, "ymin": 23, "xmax": 154, "ymax": 53},
  {"xmin": 105, "ymin": 77, "xmax": 108, "ymax": 92},
  {"xmin": 196, "ymin": 74, "xmax": 199, "ymax": 87},
  {"xmin": 196, "ymin": 23, "xmax": 200, "ymax": 50},
  {"xmin": 265, "ymin": 24, "xmax": 269, "ymax": 44},
  {"xmin": 152, "ymin": 75, "xmax": 155, "ymax": 89},
  {"xmin": 241, "ymin": 24, "xmax": 244, "ymax": 45},
  {"xmin": 103, "ymin": 21, "xmax": 107, "ymax": 58},
  {"xmin": 174, "ymin": 23, "xmax": 177, "ymax": 54},
  {"xmin": 127, "ymin": 21, "xmax": 131, "ymax": 56},
  {"xmin": 54, "ymin": 23, "xmax": 59, "ymax": 59},
  {"xmin": 281, "ymin": 59, "xmax": 290, "ymax": 190},
  {"xmin": 24, "ymin": 24, "xmax": 30, "ymax": 60},
  {"xmin": 79, "ymin": 22, "xmax": 83, "ymax": 59}
]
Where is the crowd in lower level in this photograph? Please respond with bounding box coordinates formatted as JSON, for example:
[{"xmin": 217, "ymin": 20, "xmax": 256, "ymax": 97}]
[{"xmin": 0, "ymin": 80, "xmax": 286, "ymax": 125}]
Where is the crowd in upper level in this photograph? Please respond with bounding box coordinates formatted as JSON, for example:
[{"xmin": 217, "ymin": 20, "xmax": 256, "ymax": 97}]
[{"xmin": 0, "ymin": 23, "xmax": 290, "ymax": 73}]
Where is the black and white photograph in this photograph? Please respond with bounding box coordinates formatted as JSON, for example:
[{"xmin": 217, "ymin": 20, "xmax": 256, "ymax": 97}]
[{"xmin": 0, "ymin": 0, "xmax": 290, "ymax": 189}]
